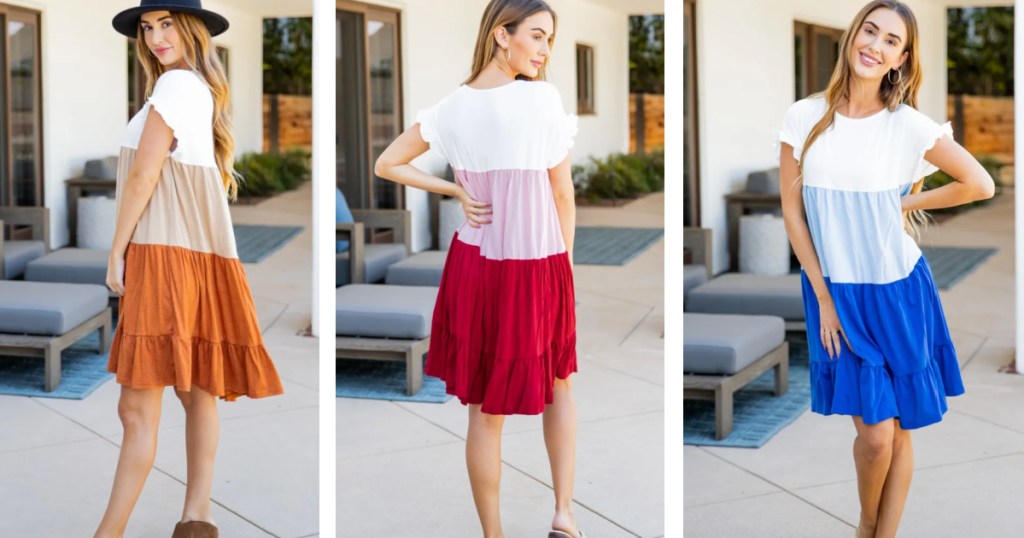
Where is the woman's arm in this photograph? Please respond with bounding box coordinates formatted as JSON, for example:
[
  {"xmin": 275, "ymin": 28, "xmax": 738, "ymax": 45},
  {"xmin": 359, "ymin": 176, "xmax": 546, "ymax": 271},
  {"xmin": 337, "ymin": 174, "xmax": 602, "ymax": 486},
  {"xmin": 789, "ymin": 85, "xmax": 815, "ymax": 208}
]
[
  {"xmin": 779, "ymin": 143, "xmax": 851, "ymax": 357},
  {"xmin": 780, "ymin": 144, "xmax": 826, "ymax": 300},
  {"xmin": 548, "ymin": 155, "xmax": 575, "ymax": 267},
  {"xmin": 374, "ymin": 124, "xmax": 491, "ymax": 227},
  {"xmin": 902, "ymin": 136, "xmax": 996, "ymax": 212},
  {"xmin": 106, "ymin": 109, "xmax": 175, "ymax": 295}
]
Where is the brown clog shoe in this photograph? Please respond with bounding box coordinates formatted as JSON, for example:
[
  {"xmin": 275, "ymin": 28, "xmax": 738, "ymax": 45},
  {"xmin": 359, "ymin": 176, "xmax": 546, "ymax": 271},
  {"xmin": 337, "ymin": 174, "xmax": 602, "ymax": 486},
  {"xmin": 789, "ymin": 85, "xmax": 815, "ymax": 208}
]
[{"xmin": 171, "ymin": 520, "xmax": 218, "ymax": 538}]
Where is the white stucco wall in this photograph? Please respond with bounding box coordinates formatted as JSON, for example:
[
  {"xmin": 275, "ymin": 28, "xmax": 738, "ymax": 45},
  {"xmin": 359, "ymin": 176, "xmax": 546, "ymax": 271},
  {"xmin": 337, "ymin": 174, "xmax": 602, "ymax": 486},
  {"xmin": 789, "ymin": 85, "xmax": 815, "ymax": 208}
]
[
  {"xmin": 695, "ymin": 0, "xmax": 948, "ymax": 274},
  {"xmin": 2, "ymin": 0, "xmax": 266, "ymax": 248},
  {"xmin": 348, "ymin": 0, "xmax": 632, "ymax": 252}
]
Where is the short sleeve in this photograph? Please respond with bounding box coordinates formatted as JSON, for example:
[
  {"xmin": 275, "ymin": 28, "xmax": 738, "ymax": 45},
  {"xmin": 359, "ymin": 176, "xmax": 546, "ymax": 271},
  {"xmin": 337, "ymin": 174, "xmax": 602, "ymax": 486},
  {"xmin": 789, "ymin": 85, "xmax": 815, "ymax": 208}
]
[
  {"xmin": 905, "ymin": 109, "xmax": 953, "ymax": 178},
  {"xmin": 546, "ymin": 85, "xmax": 579, "ymax": 168},
  {"xmin": 146, "ymin": 70, "xmax": 197, "ymax": 138},
  {"xmin": 416, "ymin": 105, "xmax": 438, "ymax": 145},
  {"xmin": 777, "ymin": 100, "xmax": 807, "ymax": 162}
]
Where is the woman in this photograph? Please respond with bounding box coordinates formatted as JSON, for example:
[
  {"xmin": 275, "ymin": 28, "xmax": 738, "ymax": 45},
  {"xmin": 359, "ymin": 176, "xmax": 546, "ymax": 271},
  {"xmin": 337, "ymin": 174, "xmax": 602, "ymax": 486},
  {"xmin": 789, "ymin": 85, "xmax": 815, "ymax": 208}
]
[
  {"xmin": 374, "ymin": 1, "xmax": 582, "ymax": 536},
  {"xmin": 98, "ymin": 2, "xmax": 284, "ymax": 537},
  {"xmin": 778, "ymin": 1, "xmax": 994, "ymax": 536}
]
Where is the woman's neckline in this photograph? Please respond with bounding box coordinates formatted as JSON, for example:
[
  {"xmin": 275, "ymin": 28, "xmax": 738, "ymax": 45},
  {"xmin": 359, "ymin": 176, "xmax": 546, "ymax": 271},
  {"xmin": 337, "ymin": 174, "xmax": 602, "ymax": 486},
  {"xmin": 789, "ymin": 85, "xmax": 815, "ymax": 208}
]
[
  {"xmin": 461, "ymin": 79, "xmax": 523, "ymax": 91},
  {"xmin": 834, "ymin": 103, "xmax": 890, "ymax": 121}
]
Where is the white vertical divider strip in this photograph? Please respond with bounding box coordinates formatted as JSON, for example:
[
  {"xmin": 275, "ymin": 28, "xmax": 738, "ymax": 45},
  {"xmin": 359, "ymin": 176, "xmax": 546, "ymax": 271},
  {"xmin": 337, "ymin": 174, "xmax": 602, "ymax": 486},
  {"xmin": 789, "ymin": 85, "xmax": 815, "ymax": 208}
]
[
  {"xmin": 664, "ymin": 0, "xmax": 684, "ymax": 535},
  {"xmin": 1016, "ymin": 0, "xmax": 1023, "ymax": 374},
  {"xmin": 314, "ymin": 0, "xmax": 337, "ymax": 533}
]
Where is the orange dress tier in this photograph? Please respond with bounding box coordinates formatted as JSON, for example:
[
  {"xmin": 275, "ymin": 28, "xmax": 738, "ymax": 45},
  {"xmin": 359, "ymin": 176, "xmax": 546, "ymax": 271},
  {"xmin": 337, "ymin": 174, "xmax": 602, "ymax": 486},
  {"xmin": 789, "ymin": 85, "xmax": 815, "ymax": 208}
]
[{"xmin": 108, "ymin": 69, "xmax": 284, "ymax": 401}]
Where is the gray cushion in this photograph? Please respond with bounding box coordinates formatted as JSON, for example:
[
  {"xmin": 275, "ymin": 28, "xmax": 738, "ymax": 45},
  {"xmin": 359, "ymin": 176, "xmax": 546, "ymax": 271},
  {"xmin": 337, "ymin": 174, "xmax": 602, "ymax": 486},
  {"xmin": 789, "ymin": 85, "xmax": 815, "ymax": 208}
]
[
  {"xmin": 683, "ymin": 264, "xmax": 708, "ymax": 304},
  {"xmin": 385, "ymin": 250, "xmax": 447, "ymax": 287},
  {"xmin": 684, "ymin": 313, "xmax": 785, "ymax": 375},
  {"xmin": 2, "ymin": 240, "xmax": 46, "ymax": 279},
  {"xmin": 25, "ymin": 248, "xmax": 108, "ymax": 286},
  {"xmin": 336, "ymin": 284, "xmax": 438, "ymax": 339},
  {"xmin": 336, "ymin": 243, "xmax": 408, "ymax": 286},
  {"xmin": 84, "ymin": 156, "xmax": 119, "ymax": 180},
  {"xmin": 0, "ymin": 281, "xmax": 107, "ymax": 335},
  {"xmin": 746, "ymin": 168, "xmax": 781, "ymax": 194},
  {"xmin": 686, "ymin": 272, "xmax": 804, "ymax": 320}
]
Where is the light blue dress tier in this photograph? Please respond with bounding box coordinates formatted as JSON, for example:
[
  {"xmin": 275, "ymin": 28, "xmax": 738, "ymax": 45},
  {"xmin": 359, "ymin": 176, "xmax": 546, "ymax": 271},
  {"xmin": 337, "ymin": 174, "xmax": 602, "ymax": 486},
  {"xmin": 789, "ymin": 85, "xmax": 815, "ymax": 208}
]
[{"xmin": 778, "ymin": 95, "xmax": 964, "ymax": 429}]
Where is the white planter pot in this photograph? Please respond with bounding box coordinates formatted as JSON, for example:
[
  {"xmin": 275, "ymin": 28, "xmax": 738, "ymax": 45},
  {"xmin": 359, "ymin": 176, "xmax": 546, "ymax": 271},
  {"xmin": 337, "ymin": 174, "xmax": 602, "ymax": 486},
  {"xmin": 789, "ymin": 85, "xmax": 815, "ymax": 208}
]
[
  {"xmin": 739, "ymin": 214, "xmax": 790, "ymax": 275},
  {"xmin": 78, "ymin": 196, "xmax": 116, "ymax": 250}
]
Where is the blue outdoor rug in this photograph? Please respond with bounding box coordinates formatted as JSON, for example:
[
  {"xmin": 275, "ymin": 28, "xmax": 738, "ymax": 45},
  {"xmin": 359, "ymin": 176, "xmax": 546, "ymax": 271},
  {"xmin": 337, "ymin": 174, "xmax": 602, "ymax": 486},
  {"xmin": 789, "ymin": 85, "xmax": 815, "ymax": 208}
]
[
  {"xmin": 921, "ymin": 246, "xmax": 997, "ymax": 289},
  {"xmin": 233, "ymin": 224, "xmax": 303, "ymax": 263},
  {"xmin": 573, "ymin": 226, "xmax": 664, "ymax": 265},
  {"xmin": 684, "ymin": 338, "xmax": 811, "ymax": 448},
  {"xmin": 336, "ymin": 357, "xmax": 453, "ymax": 404},
  {"xmin": 0, "ymin": 328, "xmax": 114, "ymax": 399}
]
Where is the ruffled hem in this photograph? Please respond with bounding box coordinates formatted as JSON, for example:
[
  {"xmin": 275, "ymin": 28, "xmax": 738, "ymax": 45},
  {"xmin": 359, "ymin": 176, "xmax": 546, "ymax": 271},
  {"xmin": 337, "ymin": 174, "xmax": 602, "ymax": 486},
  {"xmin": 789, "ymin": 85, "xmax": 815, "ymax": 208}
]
[
  {"xmin": 426, "ymin": 325, "xmax": 577, "ymax": 415},
  {"xmin": 810, "ymin": 342, "xmax": 963, "ymax": 429},
  {"xmin": 802, "ymin": 255, "xmax": 965, "ymax": 429},
  {"xmin": 108, "ymin": 331, "xmax": 284, "ymax": 401},
  {"xmin": 424, "ymin": 232, "xmax": 577, "ymax": 415}
]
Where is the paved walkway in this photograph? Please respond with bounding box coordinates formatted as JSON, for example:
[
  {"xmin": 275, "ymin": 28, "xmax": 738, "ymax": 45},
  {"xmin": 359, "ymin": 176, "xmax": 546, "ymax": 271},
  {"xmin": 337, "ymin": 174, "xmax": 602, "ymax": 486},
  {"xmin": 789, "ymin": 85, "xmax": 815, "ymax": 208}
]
[
  {"xmin": 338, "ymin": 192, "xmax": 665, "ymax": 537},
  {"xmin": 685, "ymin": 189, "xmax": 1024, "ymax": 537},
  {"xmin": 0, "ymin": 181, "xmax": 318, "ymax": 537}
]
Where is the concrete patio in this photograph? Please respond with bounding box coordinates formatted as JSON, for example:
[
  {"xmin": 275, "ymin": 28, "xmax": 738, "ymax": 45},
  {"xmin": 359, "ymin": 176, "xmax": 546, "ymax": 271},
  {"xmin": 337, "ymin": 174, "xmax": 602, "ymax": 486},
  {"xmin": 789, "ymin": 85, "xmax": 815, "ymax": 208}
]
[
  {"xmin": 338, "ymin": 192, "xmax": 665, "ymax": 537},
  {"xmin": 0, "ymin": 181, "xmax": 318, "ymax": 537},
  {"xmin": 685, "ymin": 188, "xmax": 1024, "ymax": 537}
]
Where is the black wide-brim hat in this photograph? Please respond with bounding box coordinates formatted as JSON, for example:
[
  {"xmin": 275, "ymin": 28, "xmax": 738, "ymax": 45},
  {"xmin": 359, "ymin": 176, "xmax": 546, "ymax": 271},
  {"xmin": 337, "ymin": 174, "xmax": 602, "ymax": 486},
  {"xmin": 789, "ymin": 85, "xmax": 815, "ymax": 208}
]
[{"xmin": 112, "ymin": 0, "xmax": 229, "ymax": 38}]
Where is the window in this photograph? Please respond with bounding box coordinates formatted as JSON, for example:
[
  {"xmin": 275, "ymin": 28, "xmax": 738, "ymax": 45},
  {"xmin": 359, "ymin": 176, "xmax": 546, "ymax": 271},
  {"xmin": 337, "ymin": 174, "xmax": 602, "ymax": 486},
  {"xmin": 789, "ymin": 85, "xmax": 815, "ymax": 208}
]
[
  {"xmin": 0, "ymin": 4, "xmax": 42, "ymax": 209},
  {"xmin": 683, "ymin": 0, "xmax": 698, "ymax": 227},
  {"xmin": 337, "ymin": 1, "xmax": 404, "ymax": 212},
  {"xmin": 794, "ymin": 21, "xmax": 843, "ymax": 99},
  {"xmin": 576, "ymin": 43, "xmax": 595, "ymax": 115}
]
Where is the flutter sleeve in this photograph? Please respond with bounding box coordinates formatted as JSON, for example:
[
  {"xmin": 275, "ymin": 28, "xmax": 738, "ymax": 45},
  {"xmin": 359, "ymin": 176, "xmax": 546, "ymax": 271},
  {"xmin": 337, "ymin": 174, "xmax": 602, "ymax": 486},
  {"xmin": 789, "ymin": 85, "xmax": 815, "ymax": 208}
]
[
  {"xmin": 777, "ymin": 99, "xmax": 807, "ymax": 163},
  {"xmin": 146, "ymin": 70, "xmax": 197, "ymax": 141},
  {"xmin": 904, "ymin": 107, "xmax": 953, "ymax": 179},
  {"xmin": 546, "ymin": 84, "xmax": 579, "ymax": 168}
]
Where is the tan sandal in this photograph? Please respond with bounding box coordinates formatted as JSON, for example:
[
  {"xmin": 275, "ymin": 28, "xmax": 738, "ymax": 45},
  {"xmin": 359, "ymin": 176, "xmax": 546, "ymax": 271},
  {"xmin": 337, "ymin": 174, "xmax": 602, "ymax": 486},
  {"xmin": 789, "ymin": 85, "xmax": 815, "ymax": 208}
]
[
  {"xmin": 549, "ymin": 529, "xmax": 585, "ymax": 538},
  {"xmin": 171, "ymin": 520, "xmax": 218, "ymax": 538}
]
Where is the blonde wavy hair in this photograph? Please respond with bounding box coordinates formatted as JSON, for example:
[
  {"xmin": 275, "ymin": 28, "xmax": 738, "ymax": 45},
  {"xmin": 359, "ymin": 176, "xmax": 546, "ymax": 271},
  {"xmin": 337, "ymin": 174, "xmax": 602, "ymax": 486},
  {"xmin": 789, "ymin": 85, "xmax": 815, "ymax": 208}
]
[
  {"xmin": 136, "ymin": 11, "xmax": 238, "ymax": 200},
  {"xmin": 795, "ymin": 0, "xmax": 930, "ymax": 239},
  {"xmin": 465, "ymin": 0, "xmax": 557, "ymax": 84}
]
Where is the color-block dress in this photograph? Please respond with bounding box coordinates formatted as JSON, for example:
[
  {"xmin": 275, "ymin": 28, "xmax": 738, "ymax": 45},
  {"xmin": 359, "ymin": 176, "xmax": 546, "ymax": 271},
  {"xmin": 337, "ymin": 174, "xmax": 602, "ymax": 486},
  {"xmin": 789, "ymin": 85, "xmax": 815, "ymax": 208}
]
[
  {"xmin": 778, "ymin": 95, "xmax": 965, "ymax": 429},
  {"xmin": 416, "ymin": 80, "xmax": 578, "ymax": 415},
  {"xmin": 108, "ymin": 69, "xmax": 284, "ymax": 401}
]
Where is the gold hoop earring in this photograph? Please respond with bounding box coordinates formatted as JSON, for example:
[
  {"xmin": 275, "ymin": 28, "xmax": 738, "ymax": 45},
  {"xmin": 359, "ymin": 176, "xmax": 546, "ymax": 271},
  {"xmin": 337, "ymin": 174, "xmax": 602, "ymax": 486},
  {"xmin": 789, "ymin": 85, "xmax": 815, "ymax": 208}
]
[
  {"xmin": 887, "ymin": 67, "xmax": 902, "ymax": 85},
  {"xmin": 505, "ymin": 47, "xmax": 511, "ymax": 63}
]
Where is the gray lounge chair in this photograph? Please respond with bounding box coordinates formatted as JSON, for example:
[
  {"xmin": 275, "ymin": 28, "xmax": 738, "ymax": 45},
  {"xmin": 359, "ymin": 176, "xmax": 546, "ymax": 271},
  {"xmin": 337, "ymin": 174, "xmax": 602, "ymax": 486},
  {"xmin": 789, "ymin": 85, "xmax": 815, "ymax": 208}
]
[
  {"xmin": 684, "ymin": 313, "xmax": 789, "ymax": 440},
  {"xmin": 336, "ymin": 209, "xmax": 411, "ymax": 286},
  {"xmin": 0, "ymin": 281, "xmax": 112, "ymax": 391},
  {"xmin": 0, "ymin": 207, "xmax": 50, "ymax": 280},
  {"xmin": 336, "ymin": 284, "xmax": 438, "ymax": 396}
]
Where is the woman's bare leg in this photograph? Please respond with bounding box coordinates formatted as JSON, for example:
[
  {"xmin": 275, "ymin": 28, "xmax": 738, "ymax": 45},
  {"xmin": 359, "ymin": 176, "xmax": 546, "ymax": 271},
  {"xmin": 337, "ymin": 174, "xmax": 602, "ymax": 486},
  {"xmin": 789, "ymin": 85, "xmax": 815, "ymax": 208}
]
[
  {"xmin": 175, "ymin": 386, "xmax": 219, "ymax": 524},
  {"xmin": 467, "ymin": 404, "xmax": 506, "ymax": 538},
  {"xmin": 544, "ymin": 377, "xmax": 579, "ymax": 536},
  {"xmin": 874, "ymin": 420, "xmax": 913, "ymax": 538},
  {"xmin": 851, "ymin": 416, "xmax": 895, "ymax": 538},
  {"xmin": 95, "ymin": 386, "xmax": 164, "ymax": 537}
]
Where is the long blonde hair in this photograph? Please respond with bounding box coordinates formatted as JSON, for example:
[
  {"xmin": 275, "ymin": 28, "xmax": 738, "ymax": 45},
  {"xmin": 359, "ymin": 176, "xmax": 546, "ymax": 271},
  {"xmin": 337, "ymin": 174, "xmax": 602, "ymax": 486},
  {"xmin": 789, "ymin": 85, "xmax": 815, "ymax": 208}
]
[
  {"xmin": 137, "ymin": 12, "xmax": 238, "ymax": 200},
  {"xmin": 465, "ymin": 0, "xmax": 557, "ymax": 84},
  {"xmin": 796, "ymin": 0, "xmax": 929, "ymax": 238}
]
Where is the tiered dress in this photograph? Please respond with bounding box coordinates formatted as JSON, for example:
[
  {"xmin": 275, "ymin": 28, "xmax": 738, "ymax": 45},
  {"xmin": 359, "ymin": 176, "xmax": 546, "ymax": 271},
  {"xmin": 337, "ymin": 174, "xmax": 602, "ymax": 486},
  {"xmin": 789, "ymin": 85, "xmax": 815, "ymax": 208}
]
[
  {"xmin": 108, "ymin": 69, "xmax": 284, "ymax": 401},
  {"xmin": 416, "ymin": 80, "xmax": 579, "ymax": 415},
  {"xmin": 778, "ymin": 95, "xmax": 965, "ymax": 429}
]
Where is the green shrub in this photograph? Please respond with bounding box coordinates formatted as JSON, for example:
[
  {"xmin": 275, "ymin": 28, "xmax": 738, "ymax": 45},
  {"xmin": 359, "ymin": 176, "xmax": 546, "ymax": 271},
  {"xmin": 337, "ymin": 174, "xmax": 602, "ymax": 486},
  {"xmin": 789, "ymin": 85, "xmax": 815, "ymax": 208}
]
[
  {"xmin": 575, "ymin": 149, "xmax": 665, "ymax": 201},
  {"xmin": 234, "ymin": 149, "xmax": 311, "ymax": 197}
]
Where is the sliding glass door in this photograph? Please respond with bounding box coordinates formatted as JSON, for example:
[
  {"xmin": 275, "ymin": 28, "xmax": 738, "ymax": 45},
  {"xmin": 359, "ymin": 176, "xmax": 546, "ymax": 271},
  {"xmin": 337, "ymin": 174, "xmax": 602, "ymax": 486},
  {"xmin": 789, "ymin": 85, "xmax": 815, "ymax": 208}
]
[
  {"xmin": 0, "ymin": 4, "xmax": 42, "ymax": 209},
  {"xmin": 337, "ymin": 1, "xmax": 404, "ymax": 212}
]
